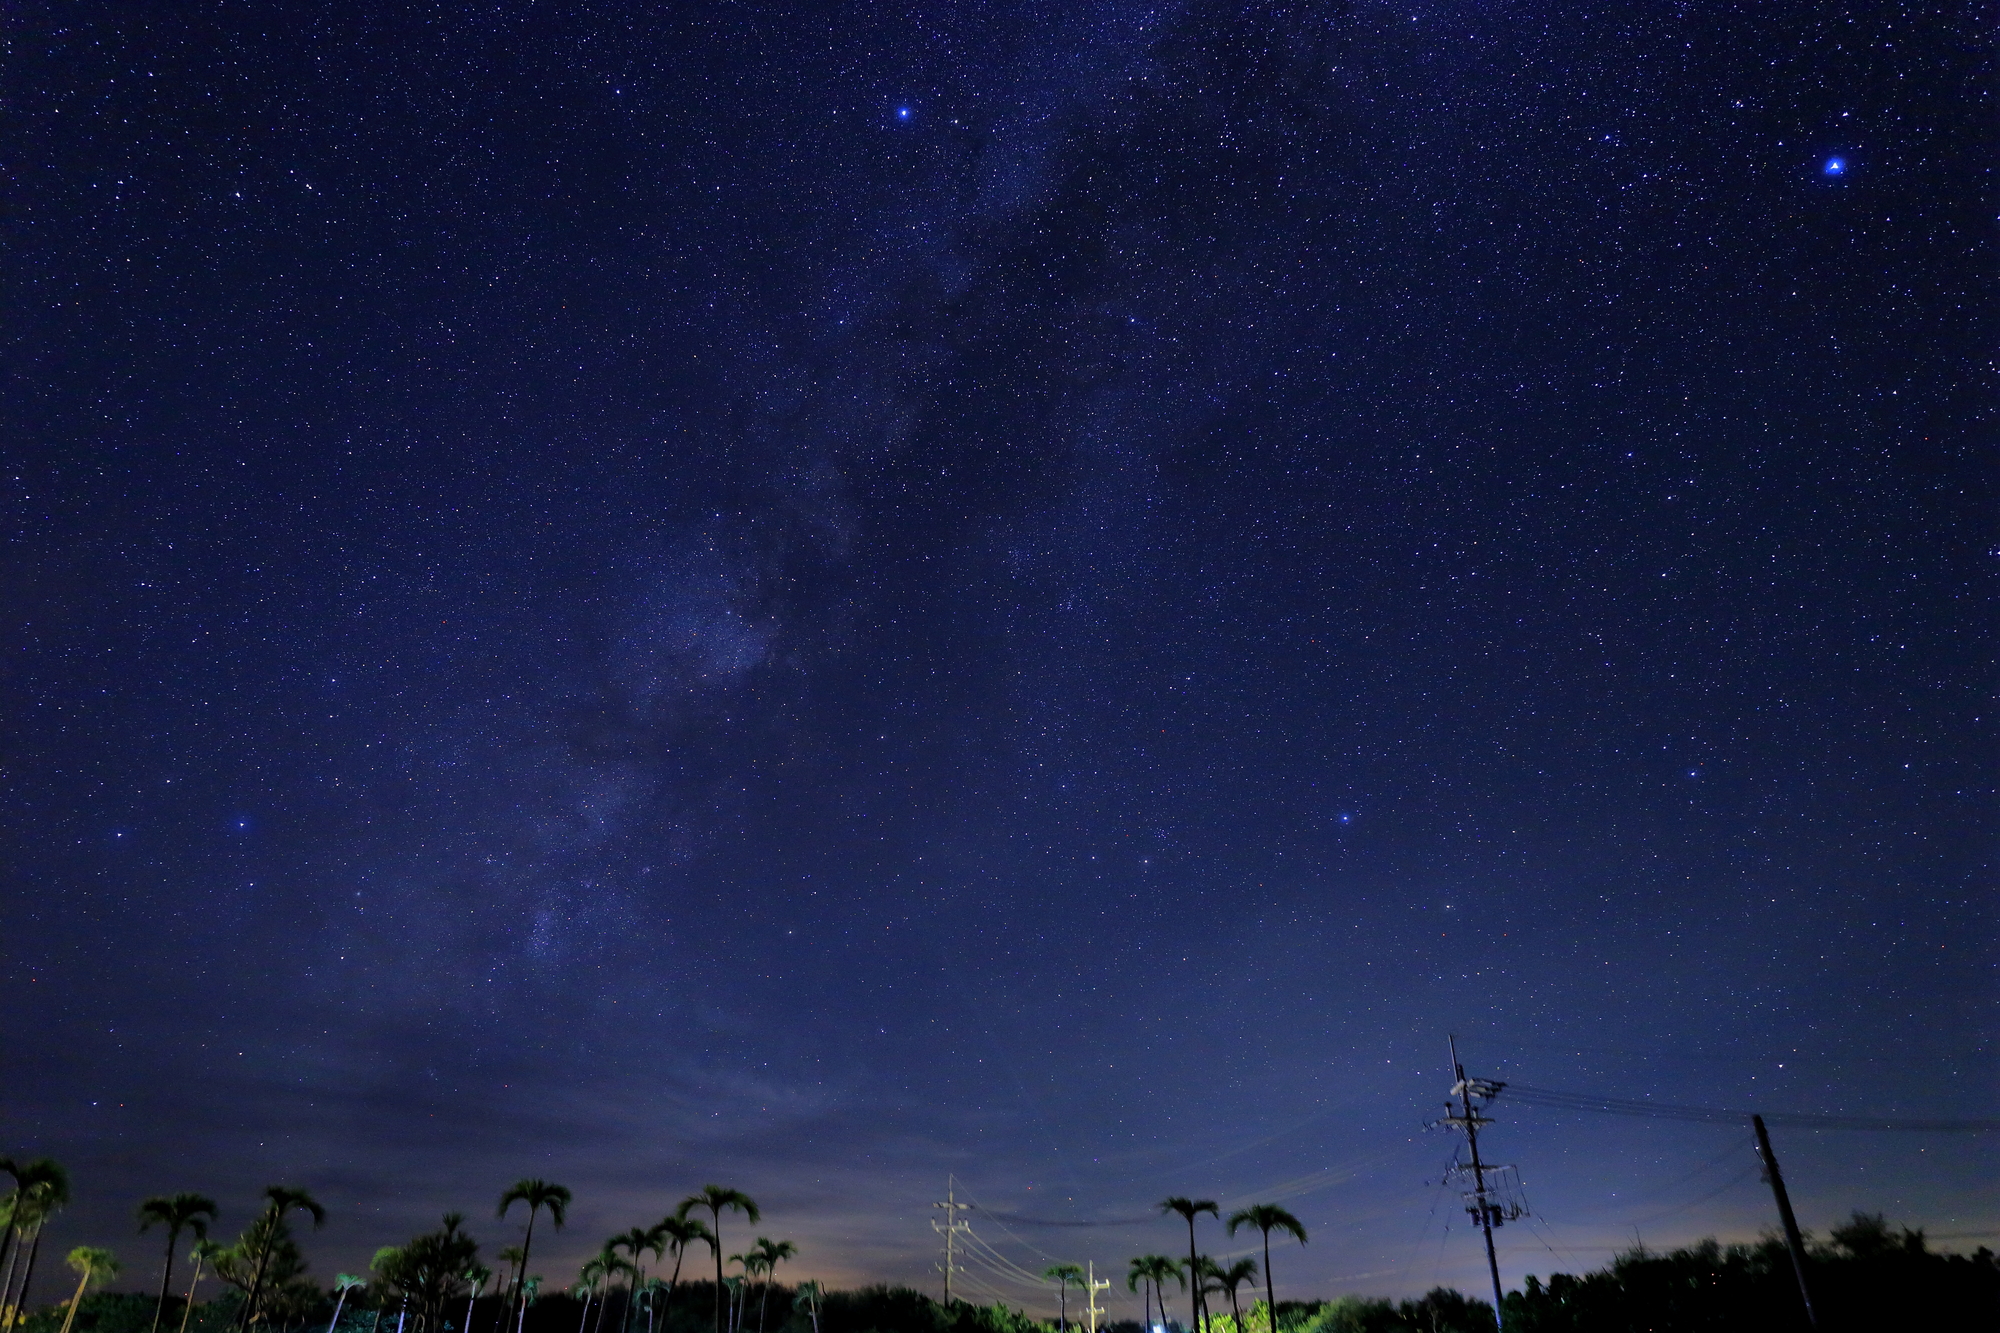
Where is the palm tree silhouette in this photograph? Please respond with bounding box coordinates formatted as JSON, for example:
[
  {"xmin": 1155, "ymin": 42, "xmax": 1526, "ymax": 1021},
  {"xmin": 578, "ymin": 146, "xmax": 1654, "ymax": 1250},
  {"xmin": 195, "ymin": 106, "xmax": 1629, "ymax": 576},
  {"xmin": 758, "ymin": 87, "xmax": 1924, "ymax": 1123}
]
[
  {"xmin": 137, "ymin": 1193, "xmax": 220, "ymax": 1333},
  {"xmin": 497, "ymin": 1181, "xmax": 571, "ymax": 1333},
  {"xmin": 462, "ymin": 1265, "xmax": 492, "ymax": 1333},
  {"xmin": 1042, "ymin": 1265, "xmax": 1085, "ymax": 1333},
  {"xmin": 1224, "ymin": 1205, "xmax": 1305, "ymax": 1333},
  {"xmin": 721, "ymin": 1270, "xmax": 748, "ymax": 1333},
  {"xmin": 1126, "ymin": 1256, "xmax": 1181, "ymax": 1333},
  {"xmin": 747, "ymin": 1239, "xmax": 795, "ymax": 1333},
  {"xmin": 494, "ymin": 1246, "xmax": 526, "ymax": 1333},
  {"xmin": 790, "ymin": 1282, "xmax": 821, "ymax": 1333},
  {"xmin": 1213, "ymin": 1260, "xmax": 1257, "ymax": 1333},
  {"xmin": 3, "ymin": 1158, "xmax": 72, "ymax": 1333},
  {"xmin": 327, "ymin": 1273, "xmax": 367, "ymax": 1333},
  {"xmin": 674, "ymin": 1188, "xmax": 757, "ymax": 1333},
  {"xmin": 237, "ymin": 1187, "xmax": 326, "ymax": 1332},
  {"xmin": 1158, "ymin": 1200, "xmax": 1217, "ymax": 1333},
  {"xmin": 610, "ymin": 1228, "xmax": 658, "ymax": 1333},
  {"xmin": 179, "ymin": 1241, "xmax": 224, "ymax": 1333},
  {"xmin": 650, "ymin": 1216, "xmax": 708, "ymax": 1329},
  {"xmin": 57, "ymin": 1247, "xmax": 118, "ymax": 1333},
  {"xmin": 588, "ymin": 1248, "xmax": 633, "ymax": 1333},
  {"xmin": 576, "ymin": 1256, "xmax": 610, "ymax": 1333}
]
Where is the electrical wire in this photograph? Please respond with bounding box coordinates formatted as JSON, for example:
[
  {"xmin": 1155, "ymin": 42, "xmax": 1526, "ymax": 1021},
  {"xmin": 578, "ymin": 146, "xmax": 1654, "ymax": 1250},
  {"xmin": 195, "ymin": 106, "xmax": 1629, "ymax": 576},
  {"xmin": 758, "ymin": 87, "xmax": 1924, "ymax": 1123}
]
[{"xmin": 1500, "ymin": 1083, "xmax": 2000, "ymax": 1133}]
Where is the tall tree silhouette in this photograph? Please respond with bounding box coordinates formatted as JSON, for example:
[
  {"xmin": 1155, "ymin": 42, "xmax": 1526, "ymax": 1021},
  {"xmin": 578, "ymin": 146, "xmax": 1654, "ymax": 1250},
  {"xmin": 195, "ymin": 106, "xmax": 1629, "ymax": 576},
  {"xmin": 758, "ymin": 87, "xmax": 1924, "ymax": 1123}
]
[
  {"xmin": 236, "ymin": 1188, "xmax": 325, "ymax": 1332},
  {"xmin": 137, "ymin": 1193, "xmax": 220, "ymax": 1333},
  {"xmin": 1225, "ymin": 1205, "xmax": 1306, "ymax": 1333},
  {"xmin": 675, "ymin": 1188, "xmax": 758, "ymax": 1333},
  {"xmin": 1213, "ymin": 1260, "xmax": 1257, "ymax": 1333},
  {"xmin": 651, "ymin": 1216, "xmax": 710, "ymax": 1327},
  {"xmin": 179, "ymin": 1241, "xmax": 223, "ymax": 1333},
  {"xmin": 1043, "ymin": 1265, "xmax": 1085, "ymax": 1333},
  {"xmin": 497, "ymin": 1181, "xmax": 571, "ymax": 1333},
  {"xmin": 1159, "ymin": 1200, "xmax": 1218, "ymax": 1333},
  {"xmin": 748, "ymin": 1239, "xmax": 795, "ymax": 1333},
  {"xmin": 326, "ymin": 1273, "xmax": 366, "ymax": 1333},
  {"xmin": 1126, "ymin": 1256, "xmax": 1181, "ymax": 1333},
  {"xmin": 4, "ymin": 1158, "xmax": 71, "ymax": 1332},
  {"xmin": 57, "ymin": 1247, "xmax": 118, "ymax": 1333},
  {"xmin": 611, "ymin": 1228, "xmax": 658, "ymax": 1333}
]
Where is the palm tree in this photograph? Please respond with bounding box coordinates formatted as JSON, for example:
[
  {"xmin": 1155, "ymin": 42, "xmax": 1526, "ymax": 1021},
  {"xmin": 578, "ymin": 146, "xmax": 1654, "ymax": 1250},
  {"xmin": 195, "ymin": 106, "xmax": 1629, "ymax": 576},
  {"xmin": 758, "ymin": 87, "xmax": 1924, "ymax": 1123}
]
[
  {"xmin": 747, "ymin": 1239, "xmax": 795, "ymax": 1333},
  {"xmin": 724, "ymin": 1254, "xmax": 761, "ymax": 1333},
  {"xmin": 649, "ymin": 1216, "xmax": 708, "ymax": 1329},
  {"xmin": 790, "ymin": 1282, "xmax": 821, "ymax": 1333},
  {"xmin": 575, "ymin": 1257, "xmax": 609, "ymax": 1333},
  {"xmin": 179, "ymin": 1241, "xmax": 225, "ymax": 1333},
  {"xmin": 1213, "ymin": 1260, "xmax": 1257, "ymax": 1333},
  {"xmin": 595, "ymin": 1251, "xmax": 637, "ymax": 1333},
  {"xmin": 138, "ymin": 1193, "xmax": 221, "ymax": 1333},
  {"xmin": 496, "ymin": 1181, "xmax": 571, "ymax": 1333},
  {"xmin": 494, "ymin": 1248, "xmax": 526, "ymax": 1333},
  {"xmin": 1042, "ymin": 1264, "xmax": 1084, "ymax": 1333},
  {"xmin": 1224, "ymin": 1206, "xmax": 1306, "ymax": 1333},
  {"xmin": 57, "ymin": 1247, "xmax": 119, "ymax": 1333},
  {"xmin": 721, "ymin": 1272, "xmax": 747, "ymax": 1333},
  {"xmin": 3, "ymin": 1158, "xmax": 72, "ymax": 1333},
  {"xmin": 611, "ymin": 1229, "xmax": 657, "ymax": 1333},
  {"xmin": 1158, "ymin": 1200, "xmax": 1217, "ymax": 1333},
  {"xmin": 327, "ymin": 1273, "xmax": 367, "ymax": 1333},
  {"xmin": 236, "ymin": 1188, "xmax": 326, "ymax": 1332},
  {"xmin": 462, "ymin": 1265, "xmax": 492, "ymax": 1333},
  {"xmin": 0, "ymin": 1160, "xmax": 21, "ymax": 1320},
  {"xmin": 674, "ymin": 1188, "xmax": 757, "ymax": 1333},
  {"xmin": 1126, "ymin": 1256, "xmax": 1181, "ymax": 1333}
]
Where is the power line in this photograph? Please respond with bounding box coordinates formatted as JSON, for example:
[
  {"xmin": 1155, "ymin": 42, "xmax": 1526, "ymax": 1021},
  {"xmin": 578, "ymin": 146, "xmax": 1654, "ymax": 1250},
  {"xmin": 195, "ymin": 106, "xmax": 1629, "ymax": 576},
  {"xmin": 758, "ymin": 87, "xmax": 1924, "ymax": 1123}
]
[{"xmin": 1501, "ymin": 1083, "xmax": 2000, "ymax": 1133}]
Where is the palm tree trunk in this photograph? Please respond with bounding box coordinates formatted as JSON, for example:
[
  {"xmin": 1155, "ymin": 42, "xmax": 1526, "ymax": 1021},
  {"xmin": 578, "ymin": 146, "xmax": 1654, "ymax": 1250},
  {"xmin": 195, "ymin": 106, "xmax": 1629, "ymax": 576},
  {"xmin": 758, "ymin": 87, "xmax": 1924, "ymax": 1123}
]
[
  {"xmin": 577, "ymin": 1292, "xmax": 593, "ymax": 1333},
  {"xmin": 0, "ymin": 1227, "xmax": 22, "ymax": 1333},
  {"xmin": 708, "ymin": 1217, "xmax": 724, "ymax": 1333},
  {"xmin": 241, "ymin": 1214, "xmax": 282, "ymax": 1333},
  {"xmin": 1228, "ymin": 1286, "xmax": 1242, "ymax": 1333},
  {"xmin": 1183, "ymin": 1224, "xmax": 1200, "ymax": 1333},
  {"xmin": 512, "ymin": 1212, "xmax": 541, "ymax": 1333},
  {"xmin": 57, "ymin": 1261, "xmax": 93, "ymax": 1333},
  {"xmin": 328, "ymin": 1287, "xmax": 353, "ymax": 1333},
  {"xmin": 14, "ymin": 1223, "xmax": 47, "ymax": 1333},
  {"xmin": 177, "ymin": 1257, "xmax": 205, "ymax": 1333},
  {"xmin": 153, "ymin": 1225, "xmax": 186, "ymax": 1333},
  {"xmin": 1259, "ymin": 1234, "xmax": 1274, "ymax": 1333},
  {"xmin": 0, "ymin": 1228, "xmax": 15, "ymax": 1324}
]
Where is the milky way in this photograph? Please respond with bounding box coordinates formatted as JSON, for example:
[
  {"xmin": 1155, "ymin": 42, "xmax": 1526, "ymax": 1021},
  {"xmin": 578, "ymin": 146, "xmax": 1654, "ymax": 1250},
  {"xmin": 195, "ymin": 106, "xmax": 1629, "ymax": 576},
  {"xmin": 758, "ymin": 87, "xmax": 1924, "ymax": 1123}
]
[{"xmin": 4, "ymin": 0, "xmax": 1990, "ymax": 1309}]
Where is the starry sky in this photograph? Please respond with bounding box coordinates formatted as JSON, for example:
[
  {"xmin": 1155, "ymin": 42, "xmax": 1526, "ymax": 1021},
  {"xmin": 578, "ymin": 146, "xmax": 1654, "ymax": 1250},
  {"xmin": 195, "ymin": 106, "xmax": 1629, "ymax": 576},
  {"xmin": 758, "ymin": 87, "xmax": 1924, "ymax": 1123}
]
[{"xmin": 3, "ymin": 0, "xmax": 1992, "ymax": 1313}]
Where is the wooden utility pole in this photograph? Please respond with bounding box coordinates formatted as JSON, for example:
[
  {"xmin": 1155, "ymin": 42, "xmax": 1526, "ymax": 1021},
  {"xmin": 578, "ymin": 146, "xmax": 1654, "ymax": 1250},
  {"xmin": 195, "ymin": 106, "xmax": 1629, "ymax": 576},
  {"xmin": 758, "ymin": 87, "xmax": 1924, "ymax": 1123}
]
[
  {"xmin": 933, "ymin": 1180, "xmax": 970, "ymax": 1306},
  {"xmin": 1751, "ymin": 1115, "xmax": 1817, "ymax": 1329}
]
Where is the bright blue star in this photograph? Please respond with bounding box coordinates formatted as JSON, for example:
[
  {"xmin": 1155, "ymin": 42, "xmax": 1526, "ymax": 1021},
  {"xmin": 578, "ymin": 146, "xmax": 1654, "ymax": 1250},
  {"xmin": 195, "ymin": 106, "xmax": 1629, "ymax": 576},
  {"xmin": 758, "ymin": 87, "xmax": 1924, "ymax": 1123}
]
[
  {"xmin": 1823, "ymin": 157, "xmax": 1846, "ymax": 176},
  {"xmin": 896, "ymin": 106, "xmax": 911, "ymax": 120}
]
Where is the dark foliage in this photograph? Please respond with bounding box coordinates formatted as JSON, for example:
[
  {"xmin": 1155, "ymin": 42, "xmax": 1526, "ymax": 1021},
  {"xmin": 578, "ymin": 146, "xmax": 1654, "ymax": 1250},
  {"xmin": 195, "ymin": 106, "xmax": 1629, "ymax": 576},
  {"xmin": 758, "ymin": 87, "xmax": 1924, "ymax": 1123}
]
[{"xmin": 1502, "ymin": 1214, "xmax": 2000, "ymax": 1333}]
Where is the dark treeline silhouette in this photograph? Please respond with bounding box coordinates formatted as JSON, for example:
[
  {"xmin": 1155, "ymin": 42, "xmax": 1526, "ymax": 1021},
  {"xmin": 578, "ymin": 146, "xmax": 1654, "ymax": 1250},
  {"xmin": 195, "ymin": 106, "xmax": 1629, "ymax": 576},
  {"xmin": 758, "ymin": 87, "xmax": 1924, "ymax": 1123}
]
[
  {"xmin": 1500, "ymin": 1213, "xmax": 1998, "ymax": 1333},
  {"xmin": 4, "ymin": 1142, "xmax": 1992, "ymax": 1333}
]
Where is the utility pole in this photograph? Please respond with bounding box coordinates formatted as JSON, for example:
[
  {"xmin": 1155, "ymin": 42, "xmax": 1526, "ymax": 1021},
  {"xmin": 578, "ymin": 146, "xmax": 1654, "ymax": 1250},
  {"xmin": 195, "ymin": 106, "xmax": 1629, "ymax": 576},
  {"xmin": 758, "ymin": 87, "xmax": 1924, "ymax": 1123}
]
[
  {"xmin": 1752, "ymin": 1115, "xmax": 1817, "ymax": 1329},
  {"xmin": 933, "ymin": 1178, "xmax": 971, "ymax": 1306},
  {"xmin": 1081, "ymin": 1263, "xmax": 1109, "ymax": 1333},
  {"xmin": 1435, "ymin": 1037, "xmax": 1523, "ymax": 1330}
]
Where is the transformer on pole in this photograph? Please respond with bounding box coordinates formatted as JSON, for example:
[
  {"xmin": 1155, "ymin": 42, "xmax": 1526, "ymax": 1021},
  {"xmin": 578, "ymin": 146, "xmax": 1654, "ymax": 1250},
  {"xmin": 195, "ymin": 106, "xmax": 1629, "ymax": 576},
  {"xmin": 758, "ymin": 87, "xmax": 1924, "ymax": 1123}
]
[{"xmin": 1429, "ymin": 1037, "xmax": 1528, "ymax": 1329}]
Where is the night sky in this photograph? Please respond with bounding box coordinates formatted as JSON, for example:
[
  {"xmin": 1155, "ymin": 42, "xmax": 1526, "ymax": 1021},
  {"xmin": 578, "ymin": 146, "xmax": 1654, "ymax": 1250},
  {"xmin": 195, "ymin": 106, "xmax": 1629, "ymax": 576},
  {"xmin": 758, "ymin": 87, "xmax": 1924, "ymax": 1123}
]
[{"xmin": 4, "ymin": 0, "xmax": 1992, "ymax": 1313}]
